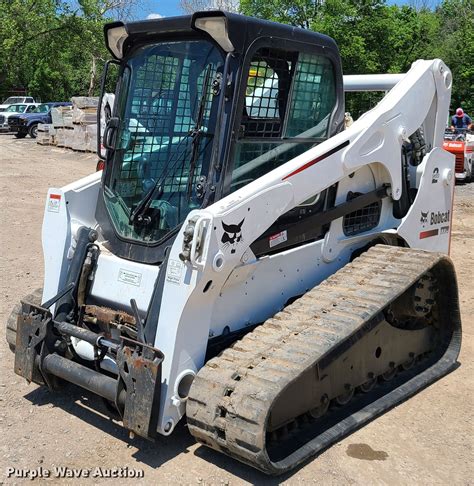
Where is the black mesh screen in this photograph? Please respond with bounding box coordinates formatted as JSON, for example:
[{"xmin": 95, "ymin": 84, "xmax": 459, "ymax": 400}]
[
  {"xmin": 242, "ymin": 49, "xmax": 294, "ymax": 138},
  {"xmin": 285, "ymin": 53, "xmax": 336, "ymax": 137},
  {"xmin": 114, "ymin": 52, "xmax": 218, "ymax": 202},
  {"xmin": 230, "ymin": 47, "xmax": 337, "ymax": 194},
  {"xmin": 103, "ymin": 40, "xmax": 224, "ymax": 243},
  {"xmin": 343, "ymin": 192, "xmax": 382, "ymax": 236}
]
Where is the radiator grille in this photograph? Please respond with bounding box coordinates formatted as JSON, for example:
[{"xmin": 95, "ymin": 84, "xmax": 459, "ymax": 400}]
[{"xmin": 455, "ymin": 154, "xmax": 464, "ymax": 172}]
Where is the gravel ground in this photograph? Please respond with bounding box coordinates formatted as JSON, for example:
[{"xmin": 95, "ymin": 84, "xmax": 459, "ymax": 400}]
[{"xmin": 0, "ymin": 133, "xmax": 473, "ymax": 485}]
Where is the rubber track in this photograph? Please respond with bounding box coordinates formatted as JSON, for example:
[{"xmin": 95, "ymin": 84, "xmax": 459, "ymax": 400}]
[{"xmin": 186, "ymin": 246, "xmax": 462, "ymax": 474}]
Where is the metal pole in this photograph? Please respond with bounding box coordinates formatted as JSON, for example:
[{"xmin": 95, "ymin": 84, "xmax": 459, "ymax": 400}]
[
  {"xmin": 343, "ymin": 74, "xmax": 405, "ymax": 92},
  {"xmin": 42, "ymin": 354, "xmax": 122, "ymax": 405}
]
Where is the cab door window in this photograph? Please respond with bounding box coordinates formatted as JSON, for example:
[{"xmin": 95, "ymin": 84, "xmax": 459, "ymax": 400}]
[
  {"xmin": 230, "ymin": 47, "xmax": 336, "ymax": 192},
  {"xmin": 285, "ymin": 53, "xmax": 336, "ymax": 138},
  {"xmin": 229, "ymin": 46, "xmax": 338, "ymax": 255}
]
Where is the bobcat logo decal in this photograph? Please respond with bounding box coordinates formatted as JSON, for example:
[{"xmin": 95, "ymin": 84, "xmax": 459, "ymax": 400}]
[
  {"xmin": 221, "ymin": 219, "xmax": 245, "ymax": 254},
  {"xmin": 420, "ymin": 211, "xmax": 429, "ymax": 224}
]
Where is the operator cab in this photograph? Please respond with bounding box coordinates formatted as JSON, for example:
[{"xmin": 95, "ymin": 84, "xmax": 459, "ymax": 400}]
[{"xmin": 99, "ymin": 11, "xmax": 344, "ymax": 263}]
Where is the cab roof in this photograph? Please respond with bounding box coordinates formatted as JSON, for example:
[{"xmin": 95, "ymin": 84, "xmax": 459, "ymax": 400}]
[{"xmin": 104, "ymin": 10, "xmax": 338, "ymax": 60}]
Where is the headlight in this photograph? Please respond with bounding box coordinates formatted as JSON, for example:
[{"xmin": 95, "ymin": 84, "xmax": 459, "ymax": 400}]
[
  {"xmin": 193, "ymin": 15, "xmax": 234, "ymax": 52},
  {"xmin": 106, "ymin": 24, "xmax": 128, "ymax": 59}
]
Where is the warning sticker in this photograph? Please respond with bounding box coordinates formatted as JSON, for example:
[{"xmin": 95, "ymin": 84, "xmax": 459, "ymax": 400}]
[
  {"xmin": 118, "ymin": 268, "xmax": 142, "ymax": 286},
  {"xmin": 47, "ymin": 194, "xmax": 61, "ymax": 213},
  {"xmin": 269, "ymin": 230, "xmax": 288, "ymax": 248},
  {"xmin": 166, "ymin": 259, "xmax": 183, "ymax": 285}
]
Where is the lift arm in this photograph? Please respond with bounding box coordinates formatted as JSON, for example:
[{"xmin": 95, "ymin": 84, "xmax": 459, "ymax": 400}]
[{"xmin": 152, "ymin": 58, "xmax": 454, "ymax": 435}]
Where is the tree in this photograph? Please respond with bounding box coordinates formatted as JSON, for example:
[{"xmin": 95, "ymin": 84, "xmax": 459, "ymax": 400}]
[
  {"xmin": 180, "ymin": 0, "xmax": 240, "ymax": 14},
  {"xmin": 0, "ymin": 0, "xmax": 140, "ymax": 101},
  {"xmin": 432, "ymin": 0, "xmax": 474, "ymax": 114},
  {"xmin": 240, "ymin": 0, "xmax": 472, "ymax": 117}
]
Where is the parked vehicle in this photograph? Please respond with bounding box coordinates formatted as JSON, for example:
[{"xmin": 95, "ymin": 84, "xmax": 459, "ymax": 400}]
[
  {"xmin": 7, "ymin": 12, "xmax": 461, "ymax": 476},
  {"xmin": 0, "ymin": 96, "xmax": 37, "ymax": 112},
  {"xmin": 0, "ymin": 103, "xmax": 39, "ymax": 131},
  {"xmin": 443, "ymin": 128, "xmax": 473, "ymax": 182},
  {"xmin": 8, "ymin": 102, "xmax": 71, "ymax": 138}
]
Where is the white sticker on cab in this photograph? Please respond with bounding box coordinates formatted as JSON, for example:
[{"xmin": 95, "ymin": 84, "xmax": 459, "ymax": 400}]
[
  {"xmin": 166, "ymin": 259, "xmax": 183, "ymax": 285},
  {"xmin": 118, "ymin": 268, "xmax": 142, "ymax": 286}
]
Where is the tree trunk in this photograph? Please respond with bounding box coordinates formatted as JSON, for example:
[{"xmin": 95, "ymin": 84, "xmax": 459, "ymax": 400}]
[{"xmin": 88, "ymin": 55, "xmax": 96, "ymax": 97}]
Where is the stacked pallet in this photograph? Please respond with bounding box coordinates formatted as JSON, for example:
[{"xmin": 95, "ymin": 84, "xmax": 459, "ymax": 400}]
[
  {"xmin": 70, "ymin": 97, "xmax": 99, "ymax": 151},
  {"xmin": 41, "ymin": 97, "xmax": 99, "ymax": 153},
  {"xmin": 86, "ymin": 124, "xmax": 98, "ymax": 152},
  {"xmin": 52, "ymin": 105, "xmax": 74, "ymax": 148},
  {"xmin": 37, "ymin": 124, "xmax": 56, "ymax": 145}
]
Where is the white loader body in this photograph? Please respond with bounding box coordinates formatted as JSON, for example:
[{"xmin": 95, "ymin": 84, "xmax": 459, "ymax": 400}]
[{"xmin": 40, "ymin": 58, "xmax": 454, "ymax": 435}]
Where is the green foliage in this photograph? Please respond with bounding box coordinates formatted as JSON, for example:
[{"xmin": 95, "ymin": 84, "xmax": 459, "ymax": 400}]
[
  {"xmin": 0, "ymin": 0, "xmax": 471, "ymax": 117},
  {"xmin": 432, "ymin": 0, "xmax": 474, "ymax": 114},
  {"xmin": 240, "ymin": 0, "xmax": 473, "ymax": 118},
  {"xmin": 0, "ymin": 0, "xmax": 109, "ymax": 101}
]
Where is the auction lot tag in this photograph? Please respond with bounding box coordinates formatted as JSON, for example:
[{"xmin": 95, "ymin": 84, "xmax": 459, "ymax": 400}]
[{"xmin": 47, "ymin": 194, "xmax": 61, "ymax": 213}]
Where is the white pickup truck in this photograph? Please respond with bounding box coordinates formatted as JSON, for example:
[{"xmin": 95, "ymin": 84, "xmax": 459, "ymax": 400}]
[{"xmin": 0, "ymin": 96, "xmax": 37, "ymax": 112}]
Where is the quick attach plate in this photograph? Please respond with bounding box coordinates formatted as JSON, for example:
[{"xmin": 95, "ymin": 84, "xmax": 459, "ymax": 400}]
[
  {"xmin": 14, "ymin": 303, "xmax": 53, "ymax": 385},
  {"xmin": 116, "ymin": 337, "xmax": 164, "ymax": 440}
]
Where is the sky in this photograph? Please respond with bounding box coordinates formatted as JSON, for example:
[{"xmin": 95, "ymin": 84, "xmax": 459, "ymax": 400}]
[
  {"xmin": 134, "ymin": 0, "xmax": 182, "ymax": 20},
  {"xmin": 132, "ymin": 0, "xmax": 439, "ymax": 21}
]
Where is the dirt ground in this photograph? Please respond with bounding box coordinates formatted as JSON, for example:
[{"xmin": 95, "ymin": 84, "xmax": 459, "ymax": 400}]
[{"xmin": 0, "ymin": 133, "xmax": 472, "ymax": 485}]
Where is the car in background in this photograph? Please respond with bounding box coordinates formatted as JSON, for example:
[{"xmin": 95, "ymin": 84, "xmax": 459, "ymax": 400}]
[
  {"xmin": 0, "ymin": 103, "xmax": 39, "ymax": 131},
  {"xmin": 0, "ymin": 96, "xmax": 37, "ymax": 112},
  {"xmin": 8, "ymin": 102, "xmax": 71, "ymax": 138}
]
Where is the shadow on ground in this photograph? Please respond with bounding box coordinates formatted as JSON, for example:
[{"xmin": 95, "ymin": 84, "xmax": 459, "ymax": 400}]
[
  {"xmin": 23, "ymin": 383, "xmax": 304, "ymax": 483},
  {"xmin": 24, "ymin": 384, "xmax": 193, "ymax": 469}
]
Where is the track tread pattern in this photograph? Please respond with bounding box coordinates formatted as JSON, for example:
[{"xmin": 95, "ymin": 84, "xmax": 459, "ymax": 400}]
[{"xmin": 186, "ymin": 246, "xmax": 461, "ymax": 474}]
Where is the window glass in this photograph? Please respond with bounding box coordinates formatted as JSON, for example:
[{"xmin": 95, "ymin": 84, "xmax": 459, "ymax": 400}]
[
  {"xmin": 33, "ymin": 104, "xmax": 50, "ymax": 113},
  {"xmin": 231, "ymin": 141, "xmax": 315, "ymax": 192},
  {"xmin": 245, "ymin": 60, "xmax": 279, "ymax": 119},
  {"xmin": 231, "ymin": 48, "xmax": 336, "ymax": 192},
  {"xmin": 240, "ymin": 48, "xmax": 294, "ymax": 139},
  {"xmin": 285, "ymin": 53, "xmax": 336, "ymax": 138},
  {"xmin": 4, "ymin": 97, "xmax": 23, "ymax": 104},
  {"xmin": 6, "ymin": 104, "xmax": 26, "ymax": 112},
  {"xmin": 104, "ymin": 40, "xmax": 224, "ymax": 244}
]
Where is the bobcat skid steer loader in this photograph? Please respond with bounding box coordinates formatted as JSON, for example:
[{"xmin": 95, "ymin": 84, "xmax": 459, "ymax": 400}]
[{"xmin": 8, "ymin": 11, "xmax": 461, "ymax": 475}]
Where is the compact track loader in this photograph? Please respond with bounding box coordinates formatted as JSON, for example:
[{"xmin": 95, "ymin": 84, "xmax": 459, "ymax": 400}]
[{"xmin": 8, "ymin": 11, "xmax": 462, "ymax": 474}]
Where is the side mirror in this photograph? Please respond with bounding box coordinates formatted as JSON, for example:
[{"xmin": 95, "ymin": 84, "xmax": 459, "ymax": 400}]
[
  {"xmin": 97, "ymin": 59, "xmax": 119, "ymax": 159},
  {"xmin": 97, "ymin": 93, "xmax": 118, "ymax": 160},
  {"xmin": 103, "ymin": 116, "xmax": 120, "ymax": 151}
]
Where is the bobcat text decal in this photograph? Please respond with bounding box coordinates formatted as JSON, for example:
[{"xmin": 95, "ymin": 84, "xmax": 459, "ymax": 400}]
[{"xmin": 419, "ymin": 210, "xmax": 450, "ymax": 239}]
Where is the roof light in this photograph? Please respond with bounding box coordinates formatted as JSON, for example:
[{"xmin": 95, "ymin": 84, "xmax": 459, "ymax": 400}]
[
  {"xmin": 194, "ymin": 16, "xmax": 234, "ymax": 52},
  {"xmin": 107, "ymin": 25, "xmax": 128, "ymax": 59}
]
